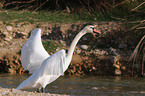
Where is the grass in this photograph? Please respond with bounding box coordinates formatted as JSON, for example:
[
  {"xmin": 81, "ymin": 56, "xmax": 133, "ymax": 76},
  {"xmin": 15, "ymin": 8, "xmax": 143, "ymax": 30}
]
[
  {"xmin": 42, "ymin": 40, "xmax": 63, "ymax": 53},
  {"xmin": 0, "ymin": 10, "xmax": 94, "ymax": 24},
  {"xmin": 0, "ymin": 9, "xmax": 144, "ymax": 24},
  {"xmin": 0, "ymin": 10, "xmax": 116, "ymax": 24}
]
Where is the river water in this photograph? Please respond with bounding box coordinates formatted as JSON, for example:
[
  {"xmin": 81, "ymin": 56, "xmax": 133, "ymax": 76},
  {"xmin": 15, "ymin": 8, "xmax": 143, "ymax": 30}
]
[{"xmin": 0, "ymin": 74, "xmax": 145, "ymax": 96}]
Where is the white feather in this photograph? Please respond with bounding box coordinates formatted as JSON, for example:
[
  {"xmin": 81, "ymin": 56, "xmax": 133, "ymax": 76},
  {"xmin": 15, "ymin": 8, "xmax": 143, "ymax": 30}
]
[{"xmin": 21, "ymin": 29, "xmax": 49, "ymax": 73}]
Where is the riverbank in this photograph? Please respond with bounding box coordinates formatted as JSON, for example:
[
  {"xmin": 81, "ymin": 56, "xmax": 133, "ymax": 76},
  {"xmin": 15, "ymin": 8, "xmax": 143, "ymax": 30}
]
[
  {"xmin": 0, "ymin": 10, "xmax": 144, "ymax": 76},
  {"xmin": 0, "ymin": 21, "xmax": 128, "ymax": 75}
]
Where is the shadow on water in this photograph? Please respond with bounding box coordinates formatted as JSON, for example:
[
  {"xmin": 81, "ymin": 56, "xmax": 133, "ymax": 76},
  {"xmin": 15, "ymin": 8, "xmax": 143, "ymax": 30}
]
[{"xmin": 1, "ymin": 73, "xmax": 145, "ymax": 95}]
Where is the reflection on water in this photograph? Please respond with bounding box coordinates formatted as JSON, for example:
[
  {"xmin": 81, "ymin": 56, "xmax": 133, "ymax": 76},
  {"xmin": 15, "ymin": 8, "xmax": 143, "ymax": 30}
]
[{"xmin": 0, "ymin": 73, "xmax": 145, "ymax": 95}]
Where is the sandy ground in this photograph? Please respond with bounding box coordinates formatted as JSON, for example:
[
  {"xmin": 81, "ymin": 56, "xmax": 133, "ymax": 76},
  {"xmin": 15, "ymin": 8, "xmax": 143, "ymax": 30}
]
[{"xmin": 0, "ymin": 87, "xmax": 70, "ymax": 96}]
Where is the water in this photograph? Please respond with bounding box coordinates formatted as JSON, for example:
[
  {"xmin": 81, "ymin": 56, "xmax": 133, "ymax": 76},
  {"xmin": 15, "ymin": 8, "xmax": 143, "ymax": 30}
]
[{"xmin": 0, "ymin": 74, "xmax": 145, "ymax": 96}]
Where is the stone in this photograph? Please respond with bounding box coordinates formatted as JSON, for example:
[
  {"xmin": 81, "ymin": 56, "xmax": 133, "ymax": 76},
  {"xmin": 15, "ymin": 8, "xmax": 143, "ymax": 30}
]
[
  {"xmin": 0, "ymin": 21, "xmax": 3, "ymax": 25},
  {"xmin": 19, "ymin": 32, "xmax": 27, "ymax": 36},
  {"xmin": 113, "ymin": 63, "xmax": 120, "ymax": 69},
  {"xmin": 6, "ymin": 26, "xmax": 13, "ymax": 31},
  {"xmin": 4, "ymin": 36, "xmax": 12, "ymax": 41},
  {"xmin": 82, "ymin": 37, "xmax": 87, "ymax": 41},
  {"xmin": 15, "ymin": 24, "xmax": 20, "ymax": 27},
  {"xmin": 3, "ymin": 32, "xmax": 8, "ymax": 37},
  {"xmin": 118, "ymin": 43, "xmax": 127, "ymax": 49},
  {"xmin": 8, "ymin": 68, "xmax": 16, "ymax": 74},
  {"xmin": 95, "ymin": 49, "xmax": 99, "ymax": 52},
  {"xmin": 115, "ymin": 69, "xmax": 121, "ymax": 75},
  {"xmin": 80, "ymin": 45, "xmax": 88, "ymax": 50},
  {"xmin": 15, "ymin": 31, "xmax": 28, "ymax": 38},
  {"xmin": 76, "ymin": 49, "xmax": 81, "ymax": 54},
  {"xmin": 92, "ymin": 87, "xmax": 98, "ymax": 90},
  {"xmin": 110, "ymin": 56, "xmax": 118, "ymax": 63},
  {"xmin": 109, "ymin": 47, "xmax": 118, "ymax": 56},
  {"xmin": 121, "ymin": 66, "xmax": 126, "ymax": 70},
  {"xmin": 112, "ymin": 51, "xmax": 118, "ymax": 56}
]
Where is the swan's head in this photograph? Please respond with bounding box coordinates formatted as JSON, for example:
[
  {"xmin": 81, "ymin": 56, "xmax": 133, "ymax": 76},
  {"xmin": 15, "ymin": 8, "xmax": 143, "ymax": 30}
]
[{"xmin": 83, "ymin": 25, "xmax": 101, "ymax": 34}]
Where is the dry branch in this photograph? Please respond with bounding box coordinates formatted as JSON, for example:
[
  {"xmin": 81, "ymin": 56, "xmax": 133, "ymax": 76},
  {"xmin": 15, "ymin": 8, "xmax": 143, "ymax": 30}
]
[
  {"xmin": 137, "ymin": 27, "xmax": 145, "ymax": 29},
  {"xmin": 131, "ymin": 2, "xmax": 145, "ymax": 11},
  {"xmin": 33, "ymin": 0, "xmax": 48, "ymax": 12},
  {"xmin": 129, "ymin": 35, "xmax": 145, "ymax": 61},
  {"xmin": 113, "ymin": 0, "xmax": 128, "ymax": 7},
  {"xmin": 4, "ymin": 0, "xmax": 35, "ymax": 6},
  {"xmin": 129, "ymin": 35, "xmax": 145, "ymax": 76},
  {"xmin": 127, "ymin": 20, "xmax": 145, "ymax": 31}
]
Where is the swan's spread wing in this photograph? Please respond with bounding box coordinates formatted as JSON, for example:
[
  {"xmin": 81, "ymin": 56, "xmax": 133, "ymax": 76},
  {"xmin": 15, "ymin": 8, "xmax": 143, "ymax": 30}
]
[
  {"xmin": 21, "ymin": 29, "xmax": 50, "ymax": 74},
  {"xmin": 38, "ymin": 49, "xmax": 66, "ymax": 76}
]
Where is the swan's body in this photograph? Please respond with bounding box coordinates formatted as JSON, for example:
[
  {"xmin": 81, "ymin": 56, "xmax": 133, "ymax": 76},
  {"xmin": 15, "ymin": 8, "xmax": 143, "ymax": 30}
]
[{"xmin": 16, "ymin": 25, "xmax": 101, "ymax": 92}]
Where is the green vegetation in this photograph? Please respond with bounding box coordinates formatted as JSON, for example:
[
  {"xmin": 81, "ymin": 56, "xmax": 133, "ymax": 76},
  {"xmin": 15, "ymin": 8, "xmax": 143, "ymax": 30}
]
[
  {"xmin": 0, "ymin": 0, "xmax": 144, "ymax": 24},
  {"xmin": 42, "ymin": 40, "xmax": 63, "ymax": 53},
  {"xmin": 0, "ymin": 10, "xmax": 94, "ymax": 23},
  {"xmin": 0, "ymin": 9, "xmax": 143, "ymax": 25}
]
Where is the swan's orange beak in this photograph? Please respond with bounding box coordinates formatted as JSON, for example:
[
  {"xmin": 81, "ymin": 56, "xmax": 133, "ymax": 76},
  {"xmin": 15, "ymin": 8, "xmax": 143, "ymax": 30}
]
[{"xmin": 93, "ymin": 29, "xmax": 101, "ymax": 34}]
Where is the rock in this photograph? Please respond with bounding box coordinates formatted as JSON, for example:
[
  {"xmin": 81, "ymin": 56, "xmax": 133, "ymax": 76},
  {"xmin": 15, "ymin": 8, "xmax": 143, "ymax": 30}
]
[
  {"xmin": 112, "ymin": 51, "xmax": 118, "ymax": 56},
  {"xmin": 68, "ymin": 33, "xmax": 72, "ymax": 37},
  {"xmin": 110, "ymin": 56, "xmax": 118, "ymax": 63},
  {"xmin": 82, "ymin": 37, "xmax": 87, "ymax": 40},
  {"xmin": 4, "ymin": 38, "xmax": 10, "ymax": 41},
  {"xmin": 15, "ymin": 31, "xmax": 28, "ymax": 38},
  {"xmin": 4, "ymin": 36, "xmax": 12, "ymax": 41},
  {"xmin": 0, "ymin": 21, "xmax": 3, "ymax": 25},
  {"xmin": 95, "ymin": 49, "xmax": 99, "ymax": 52},
  {"xmin": 8, "ymin": 68, "xmax": 16, "ymax": 74},
  {"xmin": 121, "ymin": 66, "xmax": 126, "ymax": 70},
  {"xmin": 108, "ymin": 47, "xmax": 118, "ymax": 56},
  {"xmin": 113, "ymin": 63, "xmax": 120, "ymax": 69},
  {"xmin": 100, "ymin": 50, "xmax": 107, "ymax": 55},
  {"xmin": 15, "ymin": 24, "xmax": 20, "ymax": 27},
  {"xmin": 59, "ymin": 40, "xmax": 66, "ymax": 45},
  {"xmin": 93, "ymin": 49, "xmax": 108, "ymax": 55},
  {"xmin": 80, "ymin": 45, "xmax": 88, "ymax": 50},
  {"xmin": 2, "ymin": 32, "xmax": 8, "ymax": 37},
  {"xmin": 118, "ymin": 43, "xmax": 127, "ymax": 49},
  {"xmin": 22, "ymin": 24, "xmax": 25, "ymax": 27},
  {"xmin": 115, "ymin": 69, "xmax": 121, "ymax": 75},
  {"xmin": 6, "ymin": 26, "xmax": 13, "ymax": 31},
  {"xmin": 92, "ymin": 87, "xmax": 98, "ymax": 90},
  {"xmin": 76, "ymin": 49, "xmax": 81, "ymax": 54}
]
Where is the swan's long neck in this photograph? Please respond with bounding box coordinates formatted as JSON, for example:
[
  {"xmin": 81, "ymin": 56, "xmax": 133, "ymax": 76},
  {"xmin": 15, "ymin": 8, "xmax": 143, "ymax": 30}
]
[{"xmin": 65, "ymin": 30, "xmax": 86, "ymax": 68}]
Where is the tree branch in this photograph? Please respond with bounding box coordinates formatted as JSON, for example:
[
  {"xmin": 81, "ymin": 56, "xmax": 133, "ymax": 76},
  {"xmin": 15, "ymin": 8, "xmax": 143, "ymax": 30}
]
[
  {"xmin": 33, "ymin": 0, "xmax": 48, "ymax": 12},
  {"xmin": 131, "ymin": 2, "xmax": 145, "ymax": 11},
  {"xmin": 4, "ymin": 0, "xmax": 35, "ymax": 6}
]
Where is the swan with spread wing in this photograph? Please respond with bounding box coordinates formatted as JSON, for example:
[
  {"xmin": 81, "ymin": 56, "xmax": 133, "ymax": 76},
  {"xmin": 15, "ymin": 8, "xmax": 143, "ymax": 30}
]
[{"xmin": 16, "ymin": 25, "xmax": 101, "ymax": 92}]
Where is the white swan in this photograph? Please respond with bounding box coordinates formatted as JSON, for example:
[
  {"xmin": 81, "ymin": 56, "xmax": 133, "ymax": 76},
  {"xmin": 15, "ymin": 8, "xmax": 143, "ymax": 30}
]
[{"xmin": 16, "ymin": 25, "xmax": 101, "ymax": 92}]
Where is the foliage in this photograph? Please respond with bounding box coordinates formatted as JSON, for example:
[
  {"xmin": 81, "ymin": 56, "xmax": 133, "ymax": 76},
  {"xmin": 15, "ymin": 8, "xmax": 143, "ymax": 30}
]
[
  {"xmin": 0, "ymin": 0, "xmax": 144, "ymax": 21},
  {"xmin": 1, "ymin": 0, "xmax": 144, "ymax": 12},
  {"xmin": 42, "ymin": 40, "xmax": 63, "ymax": 53}
]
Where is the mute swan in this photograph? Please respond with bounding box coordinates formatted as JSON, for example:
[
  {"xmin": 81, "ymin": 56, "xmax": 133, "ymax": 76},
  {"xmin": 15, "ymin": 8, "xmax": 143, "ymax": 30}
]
[{"xmin": 16, "ymin": 25, "xmax": 101, "ymax": 93}]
